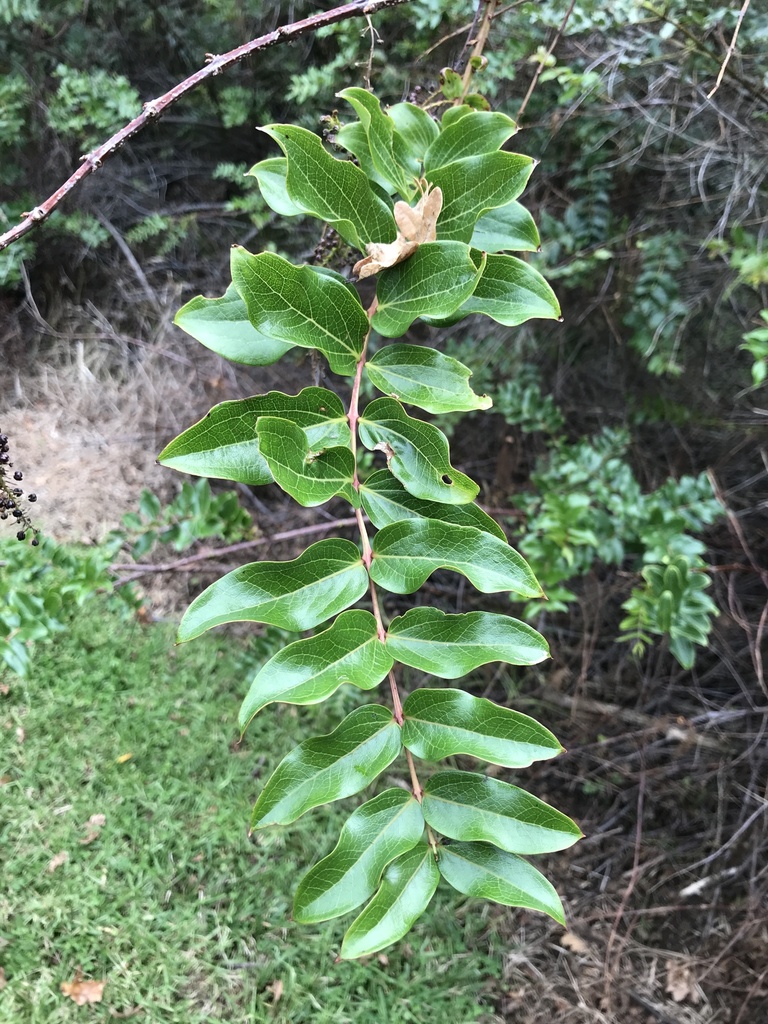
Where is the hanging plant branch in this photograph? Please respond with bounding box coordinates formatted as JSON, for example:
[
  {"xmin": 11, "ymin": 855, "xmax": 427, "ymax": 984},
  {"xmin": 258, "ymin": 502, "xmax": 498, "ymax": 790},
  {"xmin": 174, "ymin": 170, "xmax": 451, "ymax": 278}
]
[
  {"xmin": 159, "ymin": 79, "xmax": 577, "ymax": 957},
  {"xmin": 0, "ymin": 0, "xmax": 413, "ymax": 255}
]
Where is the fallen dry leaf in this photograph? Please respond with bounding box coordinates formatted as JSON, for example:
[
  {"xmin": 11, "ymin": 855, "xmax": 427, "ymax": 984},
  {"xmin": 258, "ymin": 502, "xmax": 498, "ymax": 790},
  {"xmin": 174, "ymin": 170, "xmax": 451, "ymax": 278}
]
[
  {"xmin": 116, "ymin": 752, "xmax": 133, "ymax": 764},
  {"xmin": 61, "ymin": 969, "xmax": 105, "ymax": 1006},
  {"xmin": 267, "ymin": 979, "xmax": 283, "ymax": 1004},
  {"xmin": 0, "ymin": 682, "xmax": 10, "ymax": 695},
  {"xmin": 665, "ymin": 960, "xmax": 702, "ymax": 1004},
  {"xmin": 353, "ymin": 181, "xmax": 442, "ymax": 279},
  {"xmin": 0, "ymin": 966, "xmax": 6, "ymax": 990},
  {"xmin": 0, "ymin": 775, "xmax": 12, "ymax": 785},
  {"xmin": 16, "ymin": 726, "xmax": 25, "ymax": 744},
  {"xmin": 559, "ymin": 930, "xmax": 589, "ymax": 954},
  {"xmin": 87, "ymin": 813, "xmax": 107, "ymax": 827},
  {"xmin": 80, "ymin": 813, "xmax": 106, "ymax": 845},
  {"xmin": 48, "ymin": 850, "xmax": 69, "ymax": 873}
]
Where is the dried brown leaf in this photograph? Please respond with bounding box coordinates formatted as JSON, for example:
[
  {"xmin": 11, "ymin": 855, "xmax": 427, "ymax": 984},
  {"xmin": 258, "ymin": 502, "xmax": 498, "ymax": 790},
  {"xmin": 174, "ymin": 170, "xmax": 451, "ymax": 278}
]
[
  {"xmin": 559, "ymin": 930, "xmax": 589, "ymax": 954},
  {"xmin": 47, "ymin": 850, "xmax": 69, "ymax": 873},
  {"xmin": 665, "ymin": 961, "xmax": 702, "ymax": 1004},
  {"xmin": 354, "ymin": 182, "xmax": 443, "ymax": 279},
  {"xmin": 267, "ymin": 979, "xmax": 283, "ymax": 1004},
  {"xmin": 0, "ymin": 966, "xmax": 6, "ymax": 990},
  {"xmin": 61, "ymin": 969, "xmax": 106, "ymax": 1006}
]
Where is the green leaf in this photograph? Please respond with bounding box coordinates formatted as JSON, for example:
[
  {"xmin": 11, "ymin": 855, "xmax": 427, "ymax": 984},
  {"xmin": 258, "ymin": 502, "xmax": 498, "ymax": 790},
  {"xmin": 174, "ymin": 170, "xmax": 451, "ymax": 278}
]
[
  {"xmin": 366, "ymin": 344, "xmax": 491, "ymax": 414},
  {"xmin": 359, "ymin": 398, "xmax": 478, "ymax": 506},
  {"xmin": 370, "ymin": 520, "xmax": 542, "ymax": 598},
  {"xmin": 429, "ymin": 152, "xmax": 535, "ymax": 243},
  {"xmin": 293, "ymin": 789, "xmax": 424, "ymax": 923},
  {"xmin": 250, "ymin": 705, "xmax": 401, "ymax": 828},
  {"xmin": 230, "ymin": 247, "xmax": 369, "ymax": 376},
  {"xmin": 360, "ymin": 470, "xmax": 505, "ymax": 540},
  {"xmin": 424, "ymin": 110, "xmax": 517, "ymax": 173},
  {"xmin": 157, "ymin": 388, "xmax": 350, "ymax": 484},
  {"xmin": 174, "ymin": 284, "xmax": 294, "ymax": 366},
  {"xmin": 262, "ymin": 124, "xmax": 395, "ymax": 249},
  {"xmin": 388, "ymin": 608, "xmax": 549, "ymax": 679},
  {"xmin": 256, "ymin": 417, "xmax": 358, "ymax": 507},
  {"xmin": 401, "ymin": 686, "xmax": 561, "ymax": 766},
  {"xmin": 438, "ymin": 842, "xmax": 565, "ymax": 924},
  {"xmin": 335, "ymin": 121, "xmax": 392, "ymax": 193},
  {"xmin": 441, "ymin": 105, "xmax": 473, "ymax": 127},
  {"xmin": 470, "ymin": 201, "xmax": 540, "ymax": 253},
  {"xmin": 177, "ymin": 538, "xmax": 367, "ymax": 641},
  {"xmin": 338, "ymin": 88, "xmax": 413, "ymax": 195},
  {"xmin": 421, "ymin": 771, "xmax": 582, "ymax": 854},
  {"xmin": 239, "ymin": 610, "xmax": 393, "ymax": 727},
  {"xmin": 371, "ymin": 242, "xmax": 485, "ymax": 337},
  {"xmin": 456, "ymin": 254, "xmax": 561, "ymax": 325},
  {"xmin": 246, "ymin": 157, "xmax": 306, "ymax": 217},
  {"xmin": 439, "ymin": 68, "xmax": 464, "ymax": 101},
  {"xmin": 388, "ymin": 102, "xmax": 439, "ymax": 174},
  {"xmin": 340, "ymin": 844, "xmax": 439, "ymax": 959}
]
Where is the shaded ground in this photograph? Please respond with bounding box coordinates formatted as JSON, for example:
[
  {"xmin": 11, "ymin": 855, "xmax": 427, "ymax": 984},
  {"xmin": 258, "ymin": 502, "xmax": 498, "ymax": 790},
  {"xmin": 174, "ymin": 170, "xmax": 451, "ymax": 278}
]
[{"xmin": 2, "ymin": 304, "xmax": 767, "ymax": 1023}]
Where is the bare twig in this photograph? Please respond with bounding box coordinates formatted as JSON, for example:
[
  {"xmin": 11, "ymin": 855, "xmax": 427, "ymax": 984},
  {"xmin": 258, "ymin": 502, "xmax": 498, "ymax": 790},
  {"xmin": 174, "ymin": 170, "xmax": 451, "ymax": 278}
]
[
  {"xmin": 112, "ymin": 516, "xmax": 360, "ymax": 587},
  {"xmin": 707, "ymin": 0, "xmax": 751, "ymax": 99},
  {"xmin": 516, "ymin": 0, "xmax": 577, "ymax": 122},
  {"xmin": 0, "ymin": 0, "xmax": 413, "ymax": 255},
  {"xmin": 460, "ymin": 0, "xmax": 499, "ymax": 101}
]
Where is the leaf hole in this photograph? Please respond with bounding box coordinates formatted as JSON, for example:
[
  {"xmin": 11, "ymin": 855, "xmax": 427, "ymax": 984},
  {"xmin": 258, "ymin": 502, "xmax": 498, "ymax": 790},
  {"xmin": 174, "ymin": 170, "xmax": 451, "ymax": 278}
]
[{"xmin": 442, "ymin": 475, "xmax": 453, "ymax": 485}]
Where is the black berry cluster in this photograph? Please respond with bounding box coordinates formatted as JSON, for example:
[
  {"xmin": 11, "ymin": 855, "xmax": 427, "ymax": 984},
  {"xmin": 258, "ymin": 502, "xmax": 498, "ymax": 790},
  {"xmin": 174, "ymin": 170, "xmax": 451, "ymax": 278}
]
[{"xmin": 0, "ymin": 432, "xmax": 40, "ymax": 545}]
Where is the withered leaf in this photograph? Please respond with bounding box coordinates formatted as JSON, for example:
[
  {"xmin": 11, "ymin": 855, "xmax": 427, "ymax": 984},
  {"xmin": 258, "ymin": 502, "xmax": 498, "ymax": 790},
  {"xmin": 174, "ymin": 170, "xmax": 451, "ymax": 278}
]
[
  {"xmin": 354, "ymin": 182, "xmax": 442, "ymax": 279},
  {"xmin": 61, "ymin": 969, "xmax": 106, "ymax": 1006},
  {"xmin": 47, "ymin": 850, "xmax": 69, "ymax": 873}
]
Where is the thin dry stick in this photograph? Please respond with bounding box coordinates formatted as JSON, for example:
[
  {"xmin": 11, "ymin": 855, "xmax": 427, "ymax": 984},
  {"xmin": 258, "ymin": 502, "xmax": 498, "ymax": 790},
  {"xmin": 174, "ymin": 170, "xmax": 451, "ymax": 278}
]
[
  {"xmin": 707, "ymin": 0, "xmax": 751, "ymax": 99},
  {"xmin": 0, "ymin": 0, "xmax": 412, "ymax": 255},
  {"xmin": 516, "ymin": 0, "xmax": 577, "ymax": 122},
  {"xmin": 111, "ymin": 516, "xmax": 360, "ymax": 586},
  {"xmin": 460, "ymin": 0, "xmax": 499, "ymax": 99}
]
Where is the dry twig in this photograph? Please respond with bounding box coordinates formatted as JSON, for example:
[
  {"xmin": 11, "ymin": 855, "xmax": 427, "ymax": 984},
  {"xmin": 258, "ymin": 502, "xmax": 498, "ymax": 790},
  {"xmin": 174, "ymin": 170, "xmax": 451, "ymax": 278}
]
[{"xmin": 0, "ymin": 0, "xmax": 412, "ymax": 255}]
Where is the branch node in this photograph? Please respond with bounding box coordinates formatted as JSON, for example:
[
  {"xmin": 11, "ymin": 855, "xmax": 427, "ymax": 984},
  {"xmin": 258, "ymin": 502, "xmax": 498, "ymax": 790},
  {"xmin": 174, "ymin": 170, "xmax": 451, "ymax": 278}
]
[{"xmin": 142, "ymin": 101, "xmax": 161, "ymax": 118}]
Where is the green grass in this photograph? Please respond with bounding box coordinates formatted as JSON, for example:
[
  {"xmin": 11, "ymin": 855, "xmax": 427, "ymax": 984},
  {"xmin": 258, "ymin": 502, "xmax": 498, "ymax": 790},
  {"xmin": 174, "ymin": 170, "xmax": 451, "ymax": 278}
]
[{"xmin": 1, "ymin": 603, "xmax": 504, "ymax": 1023}]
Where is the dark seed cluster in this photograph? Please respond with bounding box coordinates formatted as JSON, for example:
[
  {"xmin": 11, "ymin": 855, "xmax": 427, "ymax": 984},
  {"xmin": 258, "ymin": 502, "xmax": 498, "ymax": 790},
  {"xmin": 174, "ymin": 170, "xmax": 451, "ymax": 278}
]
[{"xmin": 0, "ymin": 432, "xmax": 40, "ymax": 545}]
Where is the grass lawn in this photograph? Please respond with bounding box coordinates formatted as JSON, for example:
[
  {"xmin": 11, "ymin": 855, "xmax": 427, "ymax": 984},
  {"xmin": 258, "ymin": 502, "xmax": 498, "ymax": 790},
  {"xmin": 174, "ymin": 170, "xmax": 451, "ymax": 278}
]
[{"xmin": 1, "ymin": 602, "xmax": 508, "ymax": 1023}]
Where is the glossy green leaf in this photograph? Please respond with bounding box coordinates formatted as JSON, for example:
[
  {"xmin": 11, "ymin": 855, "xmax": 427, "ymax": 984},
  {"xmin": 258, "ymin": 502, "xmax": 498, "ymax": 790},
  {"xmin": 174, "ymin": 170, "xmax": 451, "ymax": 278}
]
[
  {"xmin": 230, "ymin": 247, "xmax": 369, "ymax": 376},
  {"xmin": 250, "ymin": 705, "xmax": 401, "ymax": 829},
  {"xmin": 441, "ymin": 105, "xmax": 473, "ymax": 127},
  {"xmin": 388, "ymin": 608, "xmax": 550, "ymax": 679},
  {"xmin": 366, "ymin": 344, "xmax": 491, "ymax": 414},
  {"xmin": 388, "ymin": 102, "xmax": 439, "ymax": 173},
  {"xmin": 293, "ymin": 789, "xmax": 424, "ymax": 923},
  {"xmin": 372, "ymin": 242, "xmax": 485, "ymax": 337},
  {"xmin": 359, "ymin": 397, "xmax": 478, "ymax": 506},
  {"xmin": 370, "ymin": 520, "xmax": 542, "ymax": 598},
  {"xmin": 174, "ymin": 284, "xmax": 294, "ymax": 366},
  {"xmin": 177, "ymin": 538, "xmax": 367, "ymax": 641},
  {"xmin": 335, "ymin": 121, "xmax": 392, "ymax": 193},
  {"xmin": 338, "ymin": 88, "xmax": 412, "ymax": 195},
  {"xmin": 422, "ymin": 771, "xmax": 582, "ymax": 854},
  {"xmin": 246, "ymin": 157, "xmax": 305, "ymax": 217},
  {"xmin": 457, "ymin": 254, "xmax": 561, "ymax": 325},
  {"xmin": 429, "ymin": 152, "xmax": 535, "ymax": 243},
  {"xmin": 157, "ymin": 388, "xmax": 350, "ymax": 484},
  {"xmin": 360, "ymin": 470, "xmax": 505, "ymax": 541},
  {"xmin": 438, "ymin": 842, "xmax": 565, "ymax": 923},
  {"xmin": 240, "ymin": 610, "xmax": 393, "ymax": 727},
  {"xmin": 340, "ymin": 844, "xmax": 439, "ymax": 959},
  {"xmin": 424, "ymin": 110, "xmax": 517, "ymax": 173},
  {"xmin": 470, "ymin": 201, "xmax": 540, "ymax": 253},
  {"xmin": 256, "ymin": 417, "xmax": 358, "ymax": 507},
  {"xmin": 262, "ymin": 124, "xmax": 395, "ymax": 249},
  {"xmin": 401, "ymin": 686, "xmax": 562, "ymax": 766}
]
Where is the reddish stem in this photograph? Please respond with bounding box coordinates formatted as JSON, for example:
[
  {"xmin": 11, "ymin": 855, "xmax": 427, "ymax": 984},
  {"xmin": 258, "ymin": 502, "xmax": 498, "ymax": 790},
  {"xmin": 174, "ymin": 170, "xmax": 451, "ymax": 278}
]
[{"xmin": 0, "ymin": 0, "xmax": 414, "ymax": 254}]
